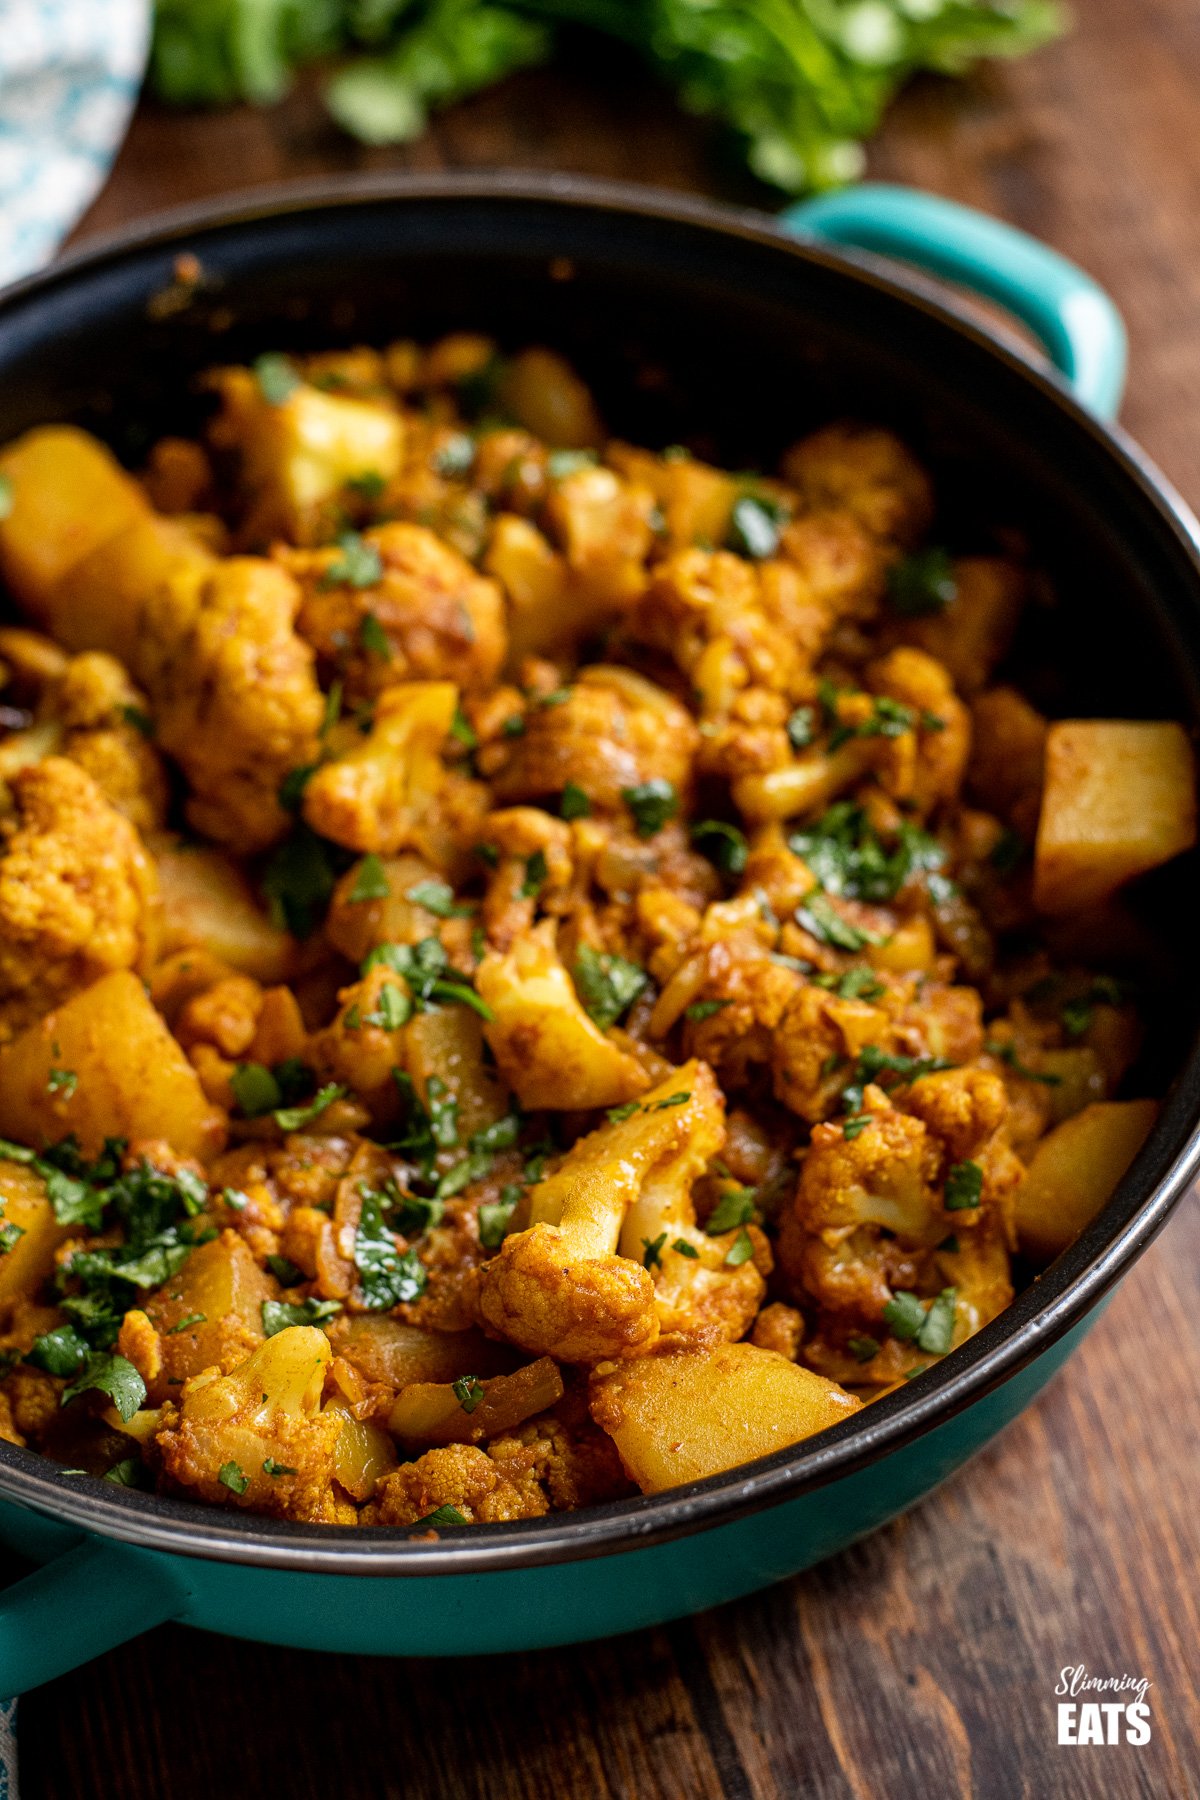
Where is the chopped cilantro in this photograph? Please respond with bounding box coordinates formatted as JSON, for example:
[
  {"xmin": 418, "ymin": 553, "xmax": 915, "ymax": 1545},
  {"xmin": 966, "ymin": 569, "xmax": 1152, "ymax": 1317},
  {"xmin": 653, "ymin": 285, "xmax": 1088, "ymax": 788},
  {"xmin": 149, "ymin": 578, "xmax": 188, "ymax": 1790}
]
[
  {"xmin": 121, "ymin": 703, "xmax": 155, "ymax": 739},
  {"xmin": 685, "ymin": 999, "xmax": 730, "ymax": 1023},
  {"xmin": 649, "ymin": 1091, "xmax": 690, "ymax": 1111},
  {"xmin": 346, "ymin": 470, "xmax": 385, "ymax": 501},
  {"xmin": 261, "ymin": 1296, "xmax": 343, "ymax": 1337},
  {"xmin": 843, "ymin": 1114, "xmax": 872, "ymax": 1140},
  {"xmin": 324, "ymin": 531, "xmax": 383, "ymax": 589},
  {"xmin": 841, "ymin": 1044, "xmax": 954, "ymax": 1114},
  {"xmin": 450, "ymin": 708, "xmax": 479, "ymax": 752},
  {"xmin": 359, "ymin": 610, "xmax": 392, "ymax": 659},
  {"xmin": 0, "ymin": 1217, "xmax": 23, "ymax": 1254},
  {"xmin": 813, "ymin": 967, "xmax": 885, "ymax": 1001},
  {"xmin": 47, "ymin": 1068, "xmax": 77, "ymax": 1099},
  {"xmin": 166, "ymin": 1312, "xmax": 206, "ymax": 1335},
  {"xmin": 27, "ymin": 1323, "xmax": 90, "ymax": 1377},
  {"xmin": 672, "ymin": 1238, "xmax": 700, "ymax": 1258},
  {"xmin": 406, "ymin": 878, "xmax": 472, "ymax": 918},
  {"xmin": 622, "ymin": 779, "xmax": 678, "ymax": 839},
  {"xmin": 546, "ymin": 449, "xmax": 597, "ymax": 480},
  {"xmin": 410, "ymin": 1504, "xmax": 467, "ymax": 1530},
  {"xmin": 691, "ymin": 818, "xmax": 748, "ymax": 877},
  {"xmin": 61, "ymin": 1352, "xmax": 146, "ymax": 1422},
  {"xmin": 642, "ymin": 1231, "xmax": 668, "ymax": 1269},
  {"xmin": 881, "ymin": 1289, "xmax": 925, "ymax": 1341},
  {"xmin": 796, "ymin": 892, "xmax": 875, "ymax": 952},
  {"xmin": 706, "ymin": 1188, "xmax": 755, "ymax": 1233},
  {"xmin": 0, "ymin": 473, "xmax": 12, "ymax": 520},
  {"xmin": 789, "ymin": 803, "xmax": 946, "ymax": 905},
  {"xmin": 478, "ymin": 1184, "xmax": 523, "ymax": 1249},
  {"xmin": 390, "ymin": 1189, "xmax": 444, "ymax": 1238},
  {"xmin": 521, "ymin": 849, "xmax": 548, "ymax": 899},
  {"xmin": 350, "ymin": 853, "xmax": 391, "ymax": 902},
  {"xmin": 433, "ymin": 432, "xmax": 476, "ymax": 477},
  {"xmin": 787, "ymin": 705, "xmax": 817, "ymax": 751},
  {"xmin": 253, "ymin": 352, "xmax": 300, "ymax": 405},
  {"xmin": 426, "ymin": 1077, "xmax": 460, "ymax": 1150},
  {"xmin": 103, "ymin": 1457, "xmax": 150, "ymax": 1488},
  {"xmin": 474, "ymin": 841, "xmax": 499, "ymax": 869},
  {"xmin": 944, "ymin": 1160, "xmax": 984, "ymax": 1212},
  {"xmin": 266, "ymin": 1253, "xmax": 304, "ymax": 1286},
  {"xmin": 724, "ymin": 1227, "xmax": 755, "ymax": 1267},
  {"xmin": 222, "ymin": 1187, "xmax": 249, "ymax": 1212},
  {"xmin": 274, "ymin": 1083, "xmax": 345, "ymax": 1132},
  {"xmin": 278, "ymin": 764, "xmax": 316, "ymax": 813},
  {"xmin": 847, "ymin": 1334, "xmax": 880, "ymax": 1363},
  {"xmin": 452, "ymin": 1374, "xmax": 486, "ymax": 1413},
  {"xmin": 883, "ymin": 1287, "xmax": 958, "ymax": 1355},
  {"xmin": 989, "ymin": 828, "xmax": 1026, "ymax": 875},
  {"xmin": 560, "ymin": 781, "xmax": 591, "ymax": 820},
  {"xmin": 262, "ymin": 823, "xmax": 341, "ymax": 937},
  {"xmin": 230, "ymin": 1062, "xmax": 282, "ymax": 1118},
  {"xmin": 263, "ymin": 1457, "xmax": 298, "ymax": 1478},
  {"xmin": 606, "ymin": 1100, "xmax": 641, "ymax": 1123},
  {"xmin": 218, "ymin": 1460, "xmax": 250, "ymax": 1496},
  {"xmin": 888, "ymin": 547, "xmax": 958, "ymax": 617},
  {"xmin": 500, "ymin": 713, "xmax": 526, "ymax": 737},
  {"xmin": 729, "ymin": 491, "xmax": 787, "ymax": 559},
  {"xmin": 354, "ymin": 1188, "xmax": 427, "ymax": 1309},
  {"xmin": 572, "ymin": 945, "xmax": 648, "ymax": 1031}
]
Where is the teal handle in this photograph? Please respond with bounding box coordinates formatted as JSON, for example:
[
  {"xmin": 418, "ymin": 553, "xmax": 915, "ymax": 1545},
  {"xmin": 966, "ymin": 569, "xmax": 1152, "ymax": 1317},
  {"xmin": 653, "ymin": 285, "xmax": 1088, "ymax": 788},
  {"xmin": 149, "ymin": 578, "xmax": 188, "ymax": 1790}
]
[
  {"xmin": 781, "ymin": 184, "xmax": 1127, "ymax": 421},
  {"xmin": 0, "ymin": 1536, "xmax": 188, "ymax": 1696}
]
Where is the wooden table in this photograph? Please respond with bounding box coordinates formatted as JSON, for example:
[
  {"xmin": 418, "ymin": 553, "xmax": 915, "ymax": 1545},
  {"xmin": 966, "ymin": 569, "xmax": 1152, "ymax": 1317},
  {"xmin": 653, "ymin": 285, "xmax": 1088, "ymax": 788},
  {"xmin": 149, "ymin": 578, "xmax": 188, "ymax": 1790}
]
[{"xmin": 16, "ymin": 5, "xmax": 1200, "ymax": 1793}]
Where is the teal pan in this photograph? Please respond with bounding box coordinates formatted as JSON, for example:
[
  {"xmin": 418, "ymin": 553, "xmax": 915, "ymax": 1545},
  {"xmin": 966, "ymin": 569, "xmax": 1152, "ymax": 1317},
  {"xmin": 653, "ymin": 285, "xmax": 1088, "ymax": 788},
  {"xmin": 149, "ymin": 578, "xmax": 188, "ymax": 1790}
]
[{"xmin": 0, "ymin": 175, "xmax": 1196, "ymax": 1695}]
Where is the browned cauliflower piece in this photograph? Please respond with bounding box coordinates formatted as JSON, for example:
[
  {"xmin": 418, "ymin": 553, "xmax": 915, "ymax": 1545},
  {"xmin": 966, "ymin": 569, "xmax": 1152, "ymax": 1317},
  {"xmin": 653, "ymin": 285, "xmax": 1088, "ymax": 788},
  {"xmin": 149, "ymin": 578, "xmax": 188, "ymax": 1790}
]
[
  {"xmin": 365, "ymin": 1441, "xmax": 549, "ymax": 1527},
  {"xmin": 476, "ymin": 1062, "xmax": 721, "ymax": 1362},
  {"xmin": 138, "ymin": 557, "xmax": 324, "ymax": 852},
  {"xmin": 476, "ymin": 917, "xmax": 649, "ymax": 1112},
  {"xmin": 478, "ymin": 806, "xmax": 575, "ymax": 950},
  {"xmin": 487, "ymin": 1410, "xmax": 634, "ymax": 1510},
  {"xmin": 302, "ymin": 680, "xmax": 456, "ymax": 857},
  {"xmin": 541, "ymin": 462, "xmax": 656, "ymax": 610},
  {"xmin": 865, "ymin": 645, "xmax": 971, "ymax": 814},
  {"xmin": 287, "ymin": 522, "xmax": 506, "ymax": 700},
  {"xmin": 676, "ymin": 937, "xmax": 806, "ymax": 1091},
  {"xmin": 485, "ymin": 665, "xmax": 697, "ymax": 818},
  {"xmin": 0, "ymin": 756, "xmax": 158, "ymax": 1039},
  {"xmin": 780, "ymin": 423, "xmax": 934, "ymax": 546},
  {"xmin": 751, "ymin": 1301, "xmax": 804, "ymax": 1360},
  {"xmin": 155, "ymin": 1326, "xmax": 350, "ymax": 1522}
]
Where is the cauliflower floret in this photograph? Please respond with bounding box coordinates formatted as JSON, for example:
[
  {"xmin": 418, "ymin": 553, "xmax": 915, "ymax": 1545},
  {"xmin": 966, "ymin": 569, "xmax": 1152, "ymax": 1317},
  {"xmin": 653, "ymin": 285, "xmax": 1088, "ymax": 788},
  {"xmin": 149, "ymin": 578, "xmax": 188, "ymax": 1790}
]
[
  {"xmin": 780, "ymin": 423, "xmax": 933, "ymax": 546},
  {"xmin": 155, "ymin": 1326, "xmax": 349, "ymax": 1521},
  {"xmin": 795, "ymin": 1095, "xmax": 944, "ymax": 1244},
  {"xmin": 866, "ymin": 646, "xmax": 970, "ymax": 815},
  {"xmin": 47, "ymin": 651, "xmax": 168, "ymax": 833},
  {"xmin": 366, "ymin": 1441, "xmax": 549, "ymax": 1526},
  {"xmin": 139, "ymin": 557, "xmax": 324, "ymax": 853},
  {"xmin": 476, "ymin": 1063, "xmax": 719, "ymax": 1361},
  {"xmin": 672, "ymin": 938, "xmax": 806, "ymax": 1091},
  {"xmin": 478, "ymin": 806, "xmax": 574, "ymax": 951},
  {"xmin": 751, "ymin": 1301, "xmax": 804, "ymax": 1360},
  {"xmin": 288, "ymin": 522, "xmax": 506, "ymax": 700},
  {"xmin": 487, "ymin": 1409, "xmax": 634, "ymax": 1510},
  {"xmin": 476, "ymin": 917, "xmax": 649, "ymax": 1112},
  {"xmin": 209, "ymin": 365, "xmax": 405, "ymax": 545},
  {"xmin": 485, "ymin": 665, "xmax": 697, "ymax": 818},
  {"xmin": 302, "ymin": 680, "xmax": 457, "ymax": 857},
  {"xmin": 542, "ymin": 463, "xmax": 656, "ymax": 610},
  {"xmin": 0, "ymin": 757, "xmax": 158, "ymax": 1039}
]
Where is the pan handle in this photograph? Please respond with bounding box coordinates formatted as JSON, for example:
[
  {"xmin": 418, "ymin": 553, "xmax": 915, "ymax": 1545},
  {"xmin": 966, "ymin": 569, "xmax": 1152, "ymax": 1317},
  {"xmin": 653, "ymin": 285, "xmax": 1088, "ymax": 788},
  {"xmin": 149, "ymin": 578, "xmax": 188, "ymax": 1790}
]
[
  {"xmin": 780, "ymin": 183, "xmax": 1127, "ymax": 421},
  {"xmin": 0, "ymin": 1535, "xmax": 189, "ymax": 1696}
]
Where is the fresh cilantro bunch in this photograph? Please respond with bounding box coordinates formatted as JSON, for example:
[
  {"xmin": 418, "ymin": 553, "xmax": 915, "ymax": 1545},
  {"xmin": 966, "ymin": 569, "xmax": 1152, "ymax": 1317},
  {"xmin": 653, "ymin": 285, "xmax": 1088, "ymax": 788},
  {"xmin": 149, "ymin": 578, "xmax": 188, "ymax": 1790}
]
[{"xmin": 149, "ymin": 0, "xmax": 1065, "ymax": 191}]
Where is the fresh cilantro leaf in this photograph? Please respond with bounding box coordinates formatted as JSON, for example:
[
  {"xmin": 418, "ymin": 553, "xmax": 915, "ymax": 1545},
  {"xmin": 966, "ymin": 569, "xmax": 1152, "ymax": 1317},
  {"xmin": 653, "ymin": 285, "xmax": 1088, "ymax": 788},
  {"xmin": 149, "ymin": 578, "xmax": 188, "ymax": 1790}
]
[
  {"xmin": 724, "ymin": 1228, "xmax": 755, "ymax": 1267},
  {"xmin": 649, "ymin": 1091, "xmax": 690, "ymax": 1111},
  {"xmin": 847, "ymin": 1334, "xmax": 880, "ymax": 1363},
  {"xmin": 406, "ymin": 878, "xmax": 471, "ymax": 918},
  {"xmin": 121, "ymin": 703, "xmax": 155, "ymax": 739},
  {"xmin": 410, "ymin": 1504, "xmax": 467, "ymax": 1530},
  {"xmin": 452, "ymin": 1374, "xmax": 485, "ymax": 1413},
  {"xmin": 729, "ymin": 491, "xmax": 786, "ymax": 559},
  {"xmin": 263, "ymin": 1457, "xmax": 298, "ymax": 1477},
  {"xmin": 572, "ymin": 944, "xmax": 648, "ymax": 1031},
  {"xmin": 881, "ymin": 1289, "xmax": 926, "ymax": 1342},
  {"xmin": 916, "ymin": 1288, "xmax": 957, "ymax": 1355},
  {"xmin": 843, "ymin": 1114, "xmax": 872, "ymax": 1140},
  {"xmin": 622, "ymin": 779, "xmax": 678, "ymax": 839},
  {"xmin": 254, "ymin": 353, "xmax": 300, "ymax": 405},
  {"xmin": 521, "ymin": 849, "xmax": 548, "ymax": 899},
  {"xmin": 606, "ymin": 1100, "xmax": 641, "ymax": 1123},
  {"xmin": 944, "ymin": 1160, "xmax": 984, "ymax": 1212},
  {"xmin": 274, "ymin": 1083, "xmax": 345, "ymax": 1132},
  {"xmin": 706, "ymin": 1188, "xmax": 756, "ymax": 1233},
  {"xmin": 230, "ymin": 1062, "xmax": 282, "ymax": 1118},
  {"xmin": 451, "ymin": 708, "xmax": 478, "ymax": 750},
  {"xmin": 103, "ymin": 1456, "xmax": 150, "ymax": 1488},
  {"xmin": 47, "ymin": 1068, "xmax": 77, "ymax": 1099},
  {"xmin": 796, "ymin": 892, "xmax": 875, "ymax": 952},
  {"xmin": 324, "ymin": 531, "xmax": 383, "ymax": 589},
  {"xmin": 426, "ymin": 1076, "xmax": 459, "ymax": 1150},
  {"xmin": 691, "ymin": 818, "xmax": 748, "ymax": 876},
  {"xmin": 266, "ymin": 1253, "xmax": 304, "ymax": 1286},
  {"xmin": 218, "ymin": 1460, "xmax": 250, "ymax": 1495},
  {"xmin": 166, "ymin": 1312, "xmax": 206, "ymax": 1335},
  {"xmin": 350, "ymin": 853, "xmax": 391, "ymax": 902},
  {"xmin": 27, "ymin": 1324, "xmax": 90, "ymax": 1377},
  {"xmin": 61, "ymin": 1352, "xmax": 146, "ymax": 1422},
  {"xmin": 261, "ymin": 1297, "xmax": 343, "ymax": 1337},
  {"xmin": 888, "ymin": 547, "xmax": 958, "ymax": 617},
  {"xmin": 478, "ymin": 1184, "xmax": 523, "ymax": 1249},
  {"xmin": 787, "ymin": 705, "xmax": 817, "ymax": 751},
  {"xmin": 685, "ymin": 999, "xmax": 730, "ymax": 1023},
  {"xmin": 433, "ymin": 432, "xmax": 475, "ymax": 477},
  {"xmin": 262, "ymin": 823, "xmax": 341, "ymax": 937},
  {"xmin": 642, "ymin": 1231, "xmax": 667, "ymax": 1269},
  {"xmin": 354, "ymin": 1188, "xmax": 427, "ymax": 1309},
  {"xmin": 560, "ymin": 780, "xmax": 590, "ymax": 820},
  {"xmin": 672, "ymin": 1238, "xmax": 700, "ymax": 1258}
]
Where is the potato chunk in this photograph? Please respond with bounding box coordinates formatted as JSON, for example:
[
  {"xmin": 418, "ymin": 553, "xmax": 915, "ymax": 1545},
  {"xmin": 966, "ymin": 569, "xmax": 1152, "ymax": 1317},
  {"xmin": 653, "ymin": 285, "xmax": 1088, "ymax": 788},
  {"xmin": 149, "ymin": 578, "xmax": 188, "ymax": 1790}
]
[
  {"xmin": 590, "ymin": 1343, "xmax": 861, "ymax": 1492},
  {"xmin": 1015, "ymin": 1099, "xmax": 1157, "ymax": 1261},
  {"xmin": 1034, "ymin": 721, "xmax": 1196, "ymax": 914},
  {"xmin": 155, "ymin": 840, "xmax": 295, "ymax": 983},
  {"xmin": 0, "ymin": 1159, "xmax": 70, "ymax": 1308},
  {"xmin": 0, "ymin": 970, "xmax": 223, "ymax": 1158}
]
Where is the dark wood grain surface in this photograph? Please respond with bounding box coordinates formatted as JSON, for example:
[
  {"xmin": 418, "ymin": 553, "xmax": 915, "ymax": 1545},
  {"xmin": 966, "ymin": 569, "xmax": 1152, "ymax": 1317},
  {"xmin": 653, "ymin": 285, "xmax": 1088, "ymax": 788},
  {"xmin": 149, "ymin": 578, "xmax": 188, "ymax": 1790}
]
[{"xmin": 14, "ymin": 4, "xmax": 1200, "ymax": 1794}]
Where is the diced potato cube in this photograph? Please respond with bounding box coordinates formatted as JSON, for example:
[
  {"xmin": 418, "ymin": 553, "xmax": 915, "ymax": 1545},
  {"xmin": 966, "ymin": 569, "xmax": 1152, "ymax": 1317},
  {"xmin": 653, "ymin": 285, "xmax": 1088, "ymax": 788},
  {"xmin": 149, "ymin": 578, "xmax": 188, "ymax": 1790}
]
[
  {"xmin": 0, "ymin": 1159, "xmax": 70, "ymax": 1307},
  {"xmin": 497, "ymin": 348, "xmax": 603, "ymax": 450},
  {"xmin": 1034, "ymin": 721, "xmax": 1196, "ymax": 915},
  {"xmin": 155, "ymin": 840, "xmax": 295, "ymax": 983},
  {"xmin": 140, "ymin": 1231, "xmax": 275, "ymax": 1394},
  {"xmin": 591, "ymin": 1342, "xmax": 860, "ymax": 1492},
  {"xmin": 0, "ymin": 427, "xmax": 148, "ymax": 611},
  {"xmin": 1015, "ymin": 1098, "xmax": 1157, "ymax": 1261},
  {"xmin": 0, "ymin": 970, "xmax": 224, "ymax": 1158}
]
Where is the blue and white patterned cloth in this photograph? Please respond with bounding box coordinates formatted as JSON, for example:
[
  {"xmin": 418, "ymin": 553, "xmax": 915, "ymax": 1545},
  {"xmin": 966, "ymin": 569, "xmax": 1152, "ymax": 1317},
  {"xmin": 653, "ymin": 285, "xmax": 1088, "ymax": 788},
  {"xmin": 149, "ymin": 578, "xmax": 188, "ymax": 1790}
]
[{"xmin": 0, "ymin": 0, "xmax": 150, "ymax": 287}]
